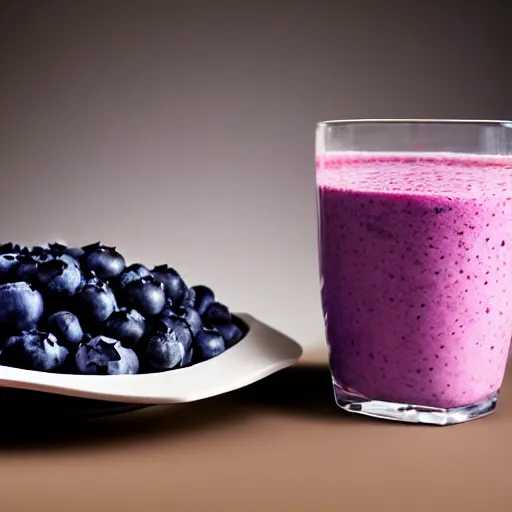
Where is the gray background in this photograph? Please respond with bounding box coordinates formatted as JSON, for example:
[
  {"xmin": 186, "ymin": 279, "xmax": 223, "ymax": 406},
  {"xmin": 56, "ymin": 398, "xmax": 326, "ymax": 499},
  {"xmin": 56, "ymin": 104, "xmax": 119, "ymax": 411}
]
[{"xmin": 1, "ymin": 0, "xmax": 511, "ymax": 348}]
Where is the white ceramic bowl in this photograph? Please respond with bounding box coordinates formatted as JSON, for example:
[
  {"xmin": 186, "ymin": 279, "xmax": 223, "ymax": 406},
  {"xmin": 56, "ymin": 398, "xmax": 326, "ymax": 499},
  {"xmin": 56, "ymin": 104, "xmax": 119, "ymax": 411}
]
[{"xmin": 0, "ymin": 313, "xmax": 303, "ymax": 405}]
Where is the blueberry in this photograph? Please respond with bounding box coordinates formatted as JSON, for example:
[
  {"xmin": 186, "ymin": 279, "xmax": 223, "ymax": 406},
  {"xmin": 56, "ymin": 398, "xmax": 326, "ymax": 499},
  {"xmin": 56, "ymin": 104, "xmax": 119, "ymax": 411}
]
[
  {"xmin": 143, "ymin": 332, "xmax": 185, "ymax": 371},
  {"xmin": 180, "ymin": 287, "xmax": 196, "ymax": 310},
  {"xmin": 0, "ymin": 243, "xmax": 22, "ymax": 255},
  {"xmin": 57, "ymin": 253, "xmax": 81, "ymax": 270},
  {"xmin": 181, "ymin": 348, "xmax": 194, "ymax": 368},
  {"xmin": 0, "ymin": 331, "xmax": 68, "ymax": 372},
  {"xmin": 194, "ymin": 329, "xmax": 226, "ymax": 360},
  {"xmin": 104, "ymin": 308, "xmax": 146, "ymax": 348},
  {"xmin": 0, "ymin": 253, "xmax": 20, "ymax": 283},
  {"xmin": 75, "ymin": 277, "xmax": 118, "ymax": 324},
  {"xmin": 179, "ymin": 307, "xmax": 203, "ymax": 337},
  {"xmin": 120, "ymin": 276, "xmax": 166, "ymax": 316},
  {"xmin": 47, "ymin": 311, "xmax": 84, "ymax": 348},
  {"xmin": 15, "ymin": 254, "xmax": 38, "ymax": 283},
  {"xmin": 0, "ymin": 282, "xmax": 44, "ymax": 333},
  {"xmin": 81, "ymin": 242, "xmax": 101, "ymax": 253},
  {"xmin": 36, "ymin": 259, "xmax": 83, "ymax": 296},
  {"xmin": 117, "ymin": 263, "xmax": 151, "ymax": 289},
  {"xmin": 75, "ymin": 335, "xmax": 139, "ymax": 375},
  {"xmin": 213, "ymin": 322, "xmax": 243, "ymax": 347},
  {"xmin": 160, "ymin": 298, "xmax": 175, "ymax": 317},
  {"xmin": 47, "ymin": 242, "xmax": 68, "ymax": 257},
  {"xmin": 158, "ymin": 315, "xmax": 174, "ymax": 328},
  {"xmin": 202, "ymin": 301, "xmax": 231, "ymax": 325},
  {"xmin": 191, "ymin": 285, "xmax": 215, "ymax": 315},
  {"xmin": 65, "ymin": 247, "xmax": 85, "ymax": 260},
  {"xmin": 151, "ymin": 265, "xmax": 187, "ymax": 303},
  {"xmin": 157, "ymin": 313, "xmax": 180, "ymax": 329},
  {"xmin": 81, "ymin": 242, "xmax": 126, "ymax": 280},
  {"xmin": 46, "ymin": 242, "xmax": 80, "ymax": 269},
  {"xmin": 160, "ymin": 306, "xmax": 202, "ymax": 338},
  {"xmin": 26, "ymin": 246, "xmax": 53, "ymax": 265},
  {"xmin": 142, "ymin": 319, "xmax": 191, "ymax": 371},
  {"xmin": 167, "ymin": 316, "xmax": 193, "ymax": 351}
]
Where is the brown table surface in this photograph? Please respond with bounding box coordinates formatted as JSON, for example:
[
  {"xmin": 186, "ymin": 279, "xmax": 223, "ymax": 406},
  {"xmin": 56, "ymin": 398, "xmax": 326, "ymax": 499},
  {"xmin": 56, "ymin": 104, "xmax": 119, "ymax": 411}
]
[{"xmin": 0, "ymin": 345, "xmax": 510, "ymax": 512}]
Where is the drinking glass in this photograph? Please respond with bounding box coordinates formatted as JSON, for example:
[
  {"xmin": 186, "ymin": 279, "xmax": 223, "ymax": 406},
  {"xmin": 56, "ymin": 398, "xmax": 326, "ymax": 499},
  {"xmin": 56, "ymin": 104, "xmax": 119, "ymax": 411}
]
[{"xmin": 315, "ymin": 119, "xmax": 512, "ymax": 425}]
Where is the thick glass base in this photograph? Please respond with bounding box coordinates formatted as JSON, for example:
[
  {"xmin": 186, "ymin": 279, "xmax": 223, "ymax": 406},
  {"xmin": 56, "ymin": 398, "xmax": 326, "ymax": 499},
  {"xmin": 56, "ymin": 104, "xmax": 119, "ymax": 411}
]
[{"xmin": 333, "ymin": 382, "xmax": 499, "ymax": 426}]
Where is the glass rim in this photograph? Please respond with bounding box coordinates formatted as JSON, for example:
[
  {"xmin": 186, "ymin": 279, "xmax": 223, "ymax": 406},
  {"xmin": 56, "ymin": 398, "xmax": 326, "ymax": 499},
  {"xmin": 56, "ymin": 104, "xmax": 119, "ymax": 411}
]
[{"xmin": 316, "ymin": 118, "xmax": 512, "ymax": 129}]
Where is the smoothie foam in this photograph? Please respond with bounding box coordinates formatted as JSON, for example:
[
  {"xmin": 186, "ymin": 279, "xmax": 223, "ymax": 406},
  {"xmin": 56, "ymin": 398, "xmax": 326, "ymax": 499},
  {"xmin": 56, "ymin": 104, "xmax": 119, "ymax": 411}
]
[{"xmin": 316, "ymin": 152, "xmax": 512, "ymax": 408}]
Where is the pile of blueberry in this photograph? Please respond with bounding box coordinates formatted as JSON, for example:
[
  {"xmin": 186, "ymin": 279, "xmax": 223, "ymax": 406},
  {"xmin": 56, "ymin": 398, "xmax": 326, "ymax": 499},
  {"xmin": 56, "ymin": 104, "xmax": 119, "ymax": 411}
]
[{"xmin": 0, "ymin": 242, "xmax": 247, "ymax": 375}]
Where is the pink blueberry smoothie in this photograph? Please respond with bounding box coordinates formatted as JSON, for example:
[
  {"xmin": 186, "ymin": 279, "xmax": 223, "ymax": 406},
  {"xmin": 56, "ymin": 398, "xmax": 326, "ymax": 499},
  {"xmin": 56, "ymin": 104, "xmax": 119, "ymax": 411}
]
[{"xmin": 316, "ymin": 152, "xmax": 512, "ymax": 409}]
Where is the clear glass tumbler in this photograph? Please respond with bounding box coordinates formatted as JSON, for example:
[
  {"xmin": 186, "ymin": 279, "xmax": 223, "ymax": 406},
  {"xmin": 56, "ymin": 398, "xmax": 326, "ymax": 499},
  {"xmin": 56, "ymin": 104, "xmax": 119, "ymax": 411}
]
[{"xmin": 315, "ymin": 119, "xmax": 512, "ymax": 425}]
